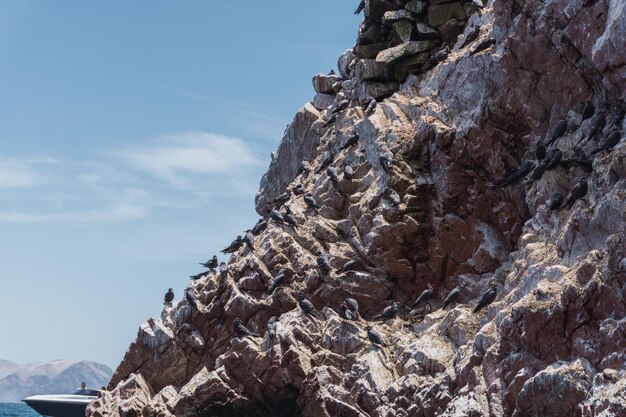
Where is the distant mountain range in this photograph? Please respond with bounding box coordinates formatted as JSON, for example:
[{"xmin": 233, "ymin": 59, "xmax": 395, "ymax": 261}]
[{"xmin": 0, "ymin": 359, "xmax": 112, "ymax": 403}]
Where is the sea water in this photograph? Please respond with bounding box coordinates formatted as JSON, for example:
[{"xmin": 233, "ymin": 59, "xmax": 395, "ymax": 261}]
[{"xmin": 0, "ymin": 403, "xmax": 40, "ymax": 417}]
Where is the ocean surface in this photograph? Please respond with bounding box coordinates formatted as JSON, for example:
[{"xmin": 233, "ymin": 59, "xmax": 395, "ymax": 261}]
[{"xmin": 0, "ymin": 403, "xmax": 40, "ymax": 417}]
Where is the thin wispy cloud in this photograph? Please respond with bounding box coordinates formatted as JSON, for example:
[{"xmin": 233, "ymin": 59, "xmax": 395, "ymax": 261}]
[
  {"xmin": 0, "ymin": 131, "xmax": 265, "ymax": 224},
  {"xmin": 115, "ymin": 131, "xmax": 264, "ymax": 189},
  {"xmin": 0, "ymin": 203, "xmax": 145, "ymax": 223},
  {"xmin": 0, "ymin": 156, "xmax": 56, "ymax": 188}
]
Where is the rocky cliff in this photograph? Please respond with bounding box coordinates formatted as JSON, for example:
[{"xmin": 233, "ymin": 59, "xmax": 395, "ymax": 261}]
[
  {"xmin": 88, "ymin": 0, "xmax": 626, "ymax": 416},
  {"xmin": 0, "ymin": 359, "xmax": 112, "ymax": 403}
]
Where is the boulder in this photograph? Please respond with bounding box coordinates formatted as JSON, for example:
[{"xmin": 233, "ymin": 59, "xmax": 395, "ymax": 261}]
[
  {"xmin": 415, "ymin": 21, "xmax": 441, "ymax": 40},
  {"xmin": 356, "ymin": 81, "xmax": 400, "ymax": 102},
  {"xmin": 364, "ymin": 0, "xmax": 398, "ymax": 22},
  {"xmin": 375, "ymin": 41, "xmax": 438, "ymax": 66},
  {"xmin": 355, "ymin": 42, "xmax": 391, "ymax": 59},
  {"xmin": 437, "ymin": 19, "xmax": 463, "ymax": 42},
  {"xmin": 405, "ymin": 0, "xmax": 428, "ymax": 14},
  {"xmin": 393, "ymin": 20, "xmax": 416, "ymax": 43},
  {"xmin": 394, "ymin": 51, "xmax": 429, "ymax": 80},
  {"xmin": 312, "ymin": 73, "xmax": 341, "ymax": 94},
  {"xmin": 337, "ymin": 49, "xmax": 356, "ymax": 79},
  {"xmin": 428, "ymin": 3, "xmax": 465, "ymax": 27},
  {"xmin": 355, "ymin": 59, "xmax": 392, "ymax": 82},
  {"xmin": 382, "ymin": 9, "xmax": 417, "ymax": 25},
  {"xmin": 312, "ymin": 93, "xmax": 336, "ymax": 111}
]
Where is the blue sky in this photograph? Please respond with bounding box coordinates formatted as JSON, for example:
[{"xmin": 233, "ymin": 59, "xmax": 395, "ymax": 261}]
[{"xmin": 0, "ymin": 1, "xmax": 359, "ymax": 369}]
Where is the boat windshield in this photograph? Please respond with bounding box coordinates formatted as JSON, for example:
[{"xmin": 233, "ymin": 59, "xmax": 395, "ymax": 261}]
[{"xmin": 70, "ymin": 389, "xmax": 101, "ymax": 396}]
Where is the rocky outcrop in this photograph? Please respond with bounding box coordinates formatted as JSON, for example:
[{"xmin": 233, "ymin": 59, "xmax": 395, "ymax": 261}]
[{"xmin": 89, "ymin": 0, "xmax": 626, "ymax": 416}]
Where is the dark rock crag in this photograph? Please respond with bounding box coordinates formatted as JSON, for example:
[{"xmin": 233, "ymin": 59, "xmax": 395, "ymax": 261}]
[{"xmin": 88, "ymin": 0, "xmax": 626, "ymax": 415}]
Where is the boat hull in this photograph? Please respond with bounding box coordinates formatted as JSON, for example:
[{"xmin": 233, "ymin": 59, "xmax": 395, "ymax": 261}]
[{"xmin": 23, "ymin": 396, "xmax": 93, "ymax": 417}]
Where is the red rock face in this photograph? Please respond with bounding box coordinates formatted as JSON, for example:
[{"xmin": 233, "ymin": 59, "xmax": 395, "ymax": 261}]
[{"xmin": 89, "ymin": 0, "xmax": 626, "ymax": 416}]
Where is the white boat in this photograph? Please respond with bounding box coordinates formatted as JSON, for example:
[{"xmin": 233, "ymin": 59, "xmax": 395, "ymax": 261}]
[{"xmin": 23, "ymin": 388, "xmax": 102, "ymax": 417}]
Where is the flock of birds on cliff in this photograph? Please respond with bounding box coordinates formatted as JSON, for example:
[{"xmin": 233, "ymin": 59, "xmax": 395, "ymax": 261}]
[
  {"xmin": 157, "ymin": 0, "xmax": 626, "ymax": 354},
  {"xmin": 497, "ymin": 102, "xmax": 624, "ymax": 210},
  {"xmin": 161, "ymin": 97, "xmax": 625, "ymax": 352}
]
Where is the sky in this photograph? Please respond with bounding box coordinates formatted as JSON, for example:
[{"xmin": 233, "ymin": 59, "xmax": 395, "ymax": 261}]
[{"xmin": 0, "ymin": 1, "xmax": 360, "ymax": 370}]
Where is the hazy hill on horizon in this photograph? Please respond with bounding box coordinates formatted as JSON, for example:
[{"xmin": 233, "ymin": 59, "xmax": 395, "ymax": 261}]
[{"xmin": 0, "ymin": 359, "xmax": 112, "ymax": 403}]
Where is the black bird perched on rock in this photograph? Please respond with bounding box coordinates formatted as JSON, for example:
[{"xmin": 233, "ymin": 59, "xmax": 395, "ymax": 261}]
[
  {"xmin": 273, "ymin": 191, "xmax": 291, "ymax": 208},
  {"xmin": 221, "ymin": 235, "xmax": 243, "ymax": 254},
  {"xmin": 414, "ymin": 284, "xmax": 434, "ymax": 308},
  {"xmin": 344, "ymin": 164, "xmax": 354, "ymax": 181},
  {"xmin": 354, "ymin": 0, "xmax": 365, "ymax": 15},
  {"xmin": 267, "ymin": 316, "xmax": 278, "ymax": 340},
  {"xmin": 304, "ymin": 193, "xmax": 319, "ymax": 210},
  {"xmin": 164, "ymin": 288, "xmax": 174, "ymax": 305},
  {"xmin": 442, "ymin": 288, "xmax": 460, "ymax": 309},
  {"xmin": 547, "ymin": 193, "xmax": 564, "ymax": 210},
  {"xmin": 545, "ymin": 148, "xmax": 563, "ymax": 170},
  {"xmin": 200, "ymin": 255, "xmax": 218, "ymax": 270},
  {"xmin": 524, "ymin": 160, "xmax": 548, "ymax": 185},
  {"xmin": 298, "ymin": 292, "xmax": 321, "ymax": 319},
  {"xmin": 189, "ymin": 272, "xmax": 206, "ymax": 281},
  {"xmin": 374, "ymin": 301, "xmax": 399, "ymax": 321},
  {"xmin": 587, "ymin": 112, "xmax": 606, "ymax": 142},
  {"xmin": 340, "ymin": 133, "xmax": 360, "ymax": 151},
  {"xmin": 252, "ymin": 218, "xmax": 268, "ymax": 236},
  {"xmin": 297, "ymin": 160, "xmax": 311, "ymax": 177},
  {"xmin": 591, "ymin": 128, "xmax": 621, "ymax": 154},
  {"xmin": 562, "ymin": 178, "xmax": 588, "ymax": 209},
  {"xmin": 316, "ymin": 152, "xmax": 335, "ymax": 174},
  {"xmin": 535, "ymin": 142, "xmax": 546, "ymax": 161},
  {"xmin": 470, "ymin": 38, "xmax": 496, "ymax": 55},
  {"xmin": 243, "ymin": 229, "xmax": 254, "ymax": 251},
  {"xmin": 572, "ymin": 146, "xmax": 587, "ymax": 162},
  {"xmin": 332, "ymin": 99, "xmax": 350, "ymax": 115},
  {"xmin": 233, "ymin": 318, "xmax": 259, "ymax": 338},
  {"xmin": 270, "ymin": 208, "xmax": 284, "ymax": 225},
  {"xmin": 426, "ymin": 46, "xmax": 450, "ymax": 69},
  {"xmin": 219, "ymin": 262, "xmax": 229, "ymax": 279},
  {"xmin": 322, "ymin": 113, "xmax": 337, "ymax": 128},
  {"xmin": 545, "ymin": 119, "xmax": 568, "ymax": 146},
  {"xmin": 379, "ymin": 151, "xmax": 393, "ymax": 174},
  {"xmin": 473, "ymin": 284, "xmax": 497, "ymax": 313},
  {"xmin": 497, "ymin": 161, "xmax": 533, "ymax": 187},
  {"xmin": 185, "ymin": 288, "xmax": 199, "ymax": 310},
  {"xmin": 561, "ymin": 147, "xmax": 593, "ymax": 172},
  {"xmin": 337, "ymin": 259, "xmax": 362, "ymax": 274},
  {"xmin": 339, "ymin": 302, "xmax": 358, "ymax": 320},
  {"xmin": 366, "ymin": 326, "xmax": 386, "ymax": 347},
  {"xmin": 582, "ymin": 101, "xmax": 595, "ymax": 120},
  {"xmin": 344, "ymin": 298, "xmax": 359, "ymax": 318},
  {"xmin": 293, "ymin": 184, "xmax": 304, "ymax": 196},
  {"xmin": 282, "ymin": 206, "xmax": 299, "ymax": 228},
  {"xmin": 327, "ymin": 166, "xmax": 339, "ymax": 185},
  {"xmin": 316, "ymin": 250, "xmax": 332, "ymax": 273},
  {"xmin": 460, "ymin": 25, "xmax": 480, "ymax": 48},
  {"xmin": 268, "ymin": 269, "xmax": 286, "ymax": 293},
  {"xmin": 364, "ymin": 97, "xmax": 377, "ymax": 115}
]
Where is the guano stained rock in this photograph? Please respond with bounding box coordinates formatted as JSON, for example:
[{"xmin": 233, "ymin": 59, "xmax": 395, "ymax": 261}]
[{"xmin": 89, "ymin": 0, "xmax": 626, "ymax": 415}]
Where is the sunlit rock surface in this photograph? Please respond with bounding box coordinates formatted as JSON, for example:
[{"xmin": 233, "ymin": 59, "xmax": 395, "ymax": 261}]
[{"xmin": 89, "ymin": 0, "xmax": 626, "ymax": 415}]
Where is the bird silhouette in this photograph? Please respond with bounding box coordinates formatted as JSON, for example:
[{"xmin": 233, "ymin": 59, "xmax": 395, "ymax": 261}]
[
  {"xmin": 233, "ymin": 318, "xmax": 260, "ymax": 338},
  {"xmin": 200, "ymin": 255, "xmax": 218, "ymax": 270},
  {"xmin": 373, "ymin": 301, "xmax": 399, "ymax": 321},
  {"xmin": 366, "ymin": 326, "xmax": 386, "ymax": 347},
  {"xmin": 164, "ymin": 288, "xmax": 174, "ymax": 305},
  {"xmin": 473, "ymin": 284, "xmax": 497, "ymax": 313},
  {"xmin": 442, "ymin": 288, "xmax": 460, "ymax": 309}
]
